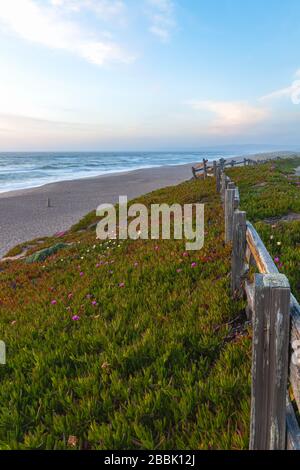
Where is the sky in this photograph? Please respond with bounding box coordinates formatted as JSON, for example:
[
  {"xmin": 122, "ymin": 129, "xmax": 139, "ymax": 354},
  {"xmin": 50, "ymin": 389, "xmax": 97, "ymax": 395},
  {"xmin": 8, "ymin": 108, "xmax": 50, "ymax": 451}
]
[{"xmin": 0, "ymin": 0, "xmax": 300, "ymax": 151}]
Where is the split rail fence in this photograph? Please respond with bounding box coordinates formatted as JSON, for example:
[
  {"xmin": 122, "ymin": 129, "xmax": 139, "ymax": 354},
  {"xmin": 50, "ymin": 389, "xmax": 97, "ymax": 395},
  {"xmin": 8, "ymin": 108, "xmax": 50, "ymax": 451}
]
[{"xmin": 193, "ymin": 157, "xmax": 300, "ymax": 450}]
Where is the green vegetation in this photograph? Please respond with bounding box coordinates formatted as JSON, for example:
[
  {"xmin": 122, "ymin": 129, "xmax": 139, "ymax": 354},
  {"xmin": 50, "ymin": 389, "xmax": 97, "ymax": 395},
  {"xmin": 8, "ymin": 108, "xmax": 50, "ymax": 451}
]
[
  {"xmin": 227, "ymin": 157, "xmax": 300, "ymax": 298},
  {"xmin": 25, "ymin": 243, "xmax": 70, "ymax": 264},
  {"xmin": 0, "ymin": 177, "xmax": 250, "ymax": 450},
  {"xmin": 0, "ymin": 157, "xmax": 298, "ymax": 450}
]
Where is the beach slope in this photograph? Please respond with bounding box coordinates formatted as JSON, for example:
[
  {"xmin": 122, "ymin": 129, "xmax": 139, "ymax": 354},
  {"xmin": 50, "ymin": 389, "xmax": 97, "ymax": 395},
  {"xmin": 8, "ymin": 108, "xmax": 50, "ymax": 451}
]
[{"xmin": 0, "ymin": 163, "xmax": 193, "ymax": 258}]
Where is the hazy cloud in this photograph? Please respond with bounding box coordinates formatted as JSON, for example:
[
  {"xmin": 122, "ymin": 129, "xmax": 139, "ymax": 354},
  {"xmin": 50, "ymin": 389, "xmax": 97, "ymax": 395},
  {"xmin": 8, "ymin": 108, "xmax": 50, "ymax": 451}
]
[
  {"xmin": 146, "ymin": 0, "xmax": 176, "ymax": 42},
  {"xmin": 49, "ymin": 0, "xmax": 125, "ymax": 20},
  {"xmin": 186, "ymin": 100, "xmax": 269, "ymax": 133},
  {"xmin": 260, "ymin": 70, "xmax": 300, "ymax": 105},
  {"xmin": 0, "ymin": 0, "xmax": 133, "ymax": 66}
]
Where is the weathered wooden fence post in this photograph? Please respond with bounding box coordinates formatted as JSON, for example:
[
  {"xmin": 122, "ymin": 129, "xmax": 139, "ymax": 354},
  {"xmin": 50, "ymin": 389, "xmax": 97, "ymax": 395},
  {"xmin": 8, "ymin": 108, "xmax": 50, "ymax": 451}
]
[
  {"xmin": 250, "ymin": 273, "xmax": 291, "ymax": 450},
  {"xmin": 203, "ymin": 159, "xmax": 207, "ymax": 179},
  {"xmin": 234, "ymin": 187, "xmax": 240, "ymax": 210},
  {"xmin": 221, "ymin": 173, "xmax": 226, "ymax": 204},
  {"xmin": 216, "ymin": 166, "xmax": 221, "ymax": 193},
  {"xmin": 225, "ymin": 188, "xmax": 235, "ymax": 243},
  {"xmin": 286, "ymin": 396, "xmax": 300, "ymax": 450},
  {"xmin": 231, "ymin": 210, "xmax": 247, "ymax": 295},
  {"xmin": 213, "ymin": 160, "xmax": 217, "ymax": 177}
]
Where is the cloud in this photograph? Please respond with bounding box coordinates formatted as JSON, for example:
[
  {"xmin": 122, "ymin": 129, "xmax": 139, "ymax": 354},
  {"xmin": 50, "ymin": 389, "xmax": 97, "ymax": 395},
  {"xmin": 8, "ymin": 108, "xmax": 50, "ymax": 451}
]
[
  {"xmin": 0, "ymin": 111, "xmax": 115, "ymax": 150},
  {"xmin": 260, "ymin": 86, "xmax": 294, "ymax": 101},
  {"xmin": 146, "ymin": 0, "xmax": 176, "ymax": 42},
  {"xmin": 260, "ymin": 70, "xmax": 300, "ymax": 105},
  {"xmin": 0, "ymin": 112, "xmax": 77, "ymax": 149},
  {"xmin": 186, "ymin": 100, "xmax": 269, "ymax": 133},
  {"xmin": 0, "ymin": 112, "xmax": 89, "ymax": 133},
  {"xmin": 0, "ymin": 0, "xmax": 133, "ymax": 66},
  {"xmin": 49, "ymin": 0, "xmax": 125, "ymax": 20}
]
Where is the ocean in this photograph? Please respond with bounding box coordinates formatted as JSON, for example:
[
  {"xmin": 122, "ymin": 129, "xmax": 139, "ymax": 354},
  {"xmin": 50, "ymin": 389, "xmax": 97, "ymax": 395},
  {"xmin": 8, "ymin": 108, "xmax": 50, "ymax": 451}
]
[{"xmin": 0, "ymin": 150, "xmax": 264, "ymax": 193}]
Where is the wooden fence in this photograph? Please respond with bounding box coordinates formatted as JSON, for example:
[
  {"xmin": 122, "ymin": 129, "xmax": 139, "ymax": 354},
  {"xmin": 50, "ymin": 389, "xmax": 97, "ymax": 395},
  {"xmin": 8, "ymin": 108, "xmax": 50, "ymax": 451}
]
[
  {"xmin": 194, "ymin": 158, "xmax": 300, "ymax": 450},
  {"xmin": 192, "ymin": 157, "xmax": 279, "ymax": 179}
]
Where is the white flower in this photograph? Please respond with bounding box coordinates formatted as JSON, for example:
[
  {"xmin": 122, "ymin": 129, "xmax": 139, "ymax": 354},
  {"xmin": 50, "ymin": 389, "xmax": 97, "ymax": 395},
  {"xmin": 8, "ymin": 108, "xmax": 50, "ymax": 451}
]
[{"xmin": 277, "ymin": 242, "xmax": 282, "ymax": 246}]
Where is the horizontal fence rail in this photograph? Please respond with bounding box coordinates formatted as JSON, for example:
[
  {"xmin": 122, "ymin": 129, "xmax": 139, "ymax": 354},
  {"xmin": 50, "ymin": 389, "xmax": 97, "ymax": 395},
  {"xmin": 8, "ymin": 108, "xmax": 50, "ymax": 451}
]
[
  {"xmin": 192, "ymin": 156, "xmax": 282, "ymax": 179},
  {"xmin": 193, "ymin": 157, "xmax": 300, "ymax": 450}
]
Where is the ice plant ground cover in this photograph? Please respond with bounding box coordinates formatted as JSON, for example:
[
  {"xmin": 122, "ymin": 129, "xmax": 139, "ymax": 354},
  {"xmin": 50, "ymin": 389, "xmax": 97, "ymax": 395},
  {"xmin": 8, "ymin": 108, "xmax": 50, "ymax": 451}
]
[
  {"xmin": 0, "ymin": 157, "xmax": 299, "ymax": 450},
  {"xmin": 227, "ymin": 156, "xmax": 300, "ymax": 299},
  {"xmin": 0, "ymin": 178, "xmax": 250, "ymax": 450}
]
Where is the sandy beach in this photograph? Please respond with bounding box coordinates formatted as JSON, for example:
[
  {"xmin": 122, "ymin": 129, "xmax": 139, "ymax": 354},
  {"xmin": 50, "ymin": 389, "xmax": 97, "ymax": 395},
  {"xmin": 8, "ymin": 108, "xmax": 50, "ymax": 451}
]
[
  {"xmin": 1, "ymin": 151, "xmax": 299, "ymax": 259},
  {"xmin": 0, "ymin": 163, "xmax": 194, "ymax": 258}
]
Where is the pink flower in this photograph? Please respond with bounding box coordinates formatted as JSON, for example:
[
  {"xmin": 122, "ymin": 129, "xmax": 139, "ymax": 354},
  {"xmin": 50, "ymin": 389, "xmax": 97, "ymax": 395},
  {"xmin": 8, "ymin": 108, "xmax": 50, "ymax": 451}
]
[
  {"xmin": 80, "ymin": 272, "xmax": 84, "ymax": 277},
  {"xmin": 51, "ymin": 300, "xmax": 57, "ymax": 305},
  {"xmin": 134, "ymin": 262, "xmax": 139, "ymax": 267},
  {"xmin": 191, "ymin": 262, "xmax": 197, "ymax": 268},
  {"xmin": 119, "ymin": 282, "xmax": 125, "ymax": 288},
  {"xmin": 274, "ymin": 257, "xmax": 280, "ymax": 264},
  {"xmin": 183, "ymin": 252, "xmax": 189, "ymax": 257},
  {"xmin": 92, "ymin": 301, "xmax": 97, "ymax": 306},
  {"xmin": 68, "ymin": 293, "xmax": 73, "ymax": 300},
  {"xmin": 72, "ymin": 315, "xmax": 80, "ymax": 321},
  {"xmin": 155, "ymin": 246, "xmax": 159, "ymax": 251},
  {"xmin": 176, "ymin": 269, "xmax": 182, "ymax": 273},
  {"xmin": 96, "ymin": 263, "xmax": 101, "ymax": 268},
  {"xmin": 55, "ymin": 231, "xmax": 66, "ymax": 238}
]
